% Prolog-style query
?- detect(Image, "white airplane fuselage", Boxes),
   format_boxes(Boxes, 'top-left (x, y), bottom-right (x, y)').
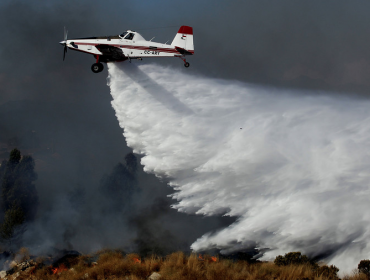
top-left (60, 26), bottom-right (194, 73)
top-left (66, 38), bottom-right (188, 58)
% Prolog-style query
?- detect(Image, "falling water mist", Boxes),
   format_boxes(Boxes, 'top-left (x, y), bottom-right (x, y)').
top-left (108, 62), bottom-right (370, 273)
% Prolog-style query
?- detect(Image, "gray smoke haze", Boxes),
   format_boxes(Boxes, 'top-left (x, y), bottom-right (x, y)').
top-left (0, 0), bottom-right (237, 255)
top-left (1, 0), bottom-right (370, 268)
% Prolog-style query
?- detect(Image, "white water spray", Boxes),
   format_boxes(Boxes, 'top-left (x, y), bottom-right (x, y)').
top-left (108, 62), bottom-right (370, 272)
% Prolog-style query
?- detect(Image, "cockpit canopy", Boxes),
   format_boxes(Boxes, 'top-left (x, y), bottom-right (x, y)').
top-left (119, 31), bottom-right (128, 38)
top-left (119, 30), bottom-right (145, 41)
top-left (125, 33), bottom-right (134, 40)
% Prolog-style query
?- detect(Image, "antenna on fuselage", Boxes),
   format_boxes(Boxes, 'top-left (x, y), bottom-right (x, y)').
top-left (149, 37), bottom-right (155, 41)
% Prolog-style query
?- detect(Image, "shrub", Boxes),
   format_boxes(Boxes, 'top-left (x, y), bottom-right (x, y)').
top-left (274, 252), bottom-right (311, 266)
top-left (358, 260), bottom-right (370, 278)
top-left (317, 265), bottom-right (339, 280)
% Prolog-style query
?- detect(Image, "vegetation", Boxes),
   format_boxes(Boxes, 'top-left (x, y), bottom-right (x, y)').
top-left (0, 206), bottom-right (25, 242)
top-left (0, 148), bottom-right (38, 244)
top-left (99, 152), bottom-right (138, 213)
top-left (274, 252), bottom-right (339, 280)
top-left (274, 251), bottom-right (313, 267)
top-left (125, 152), bottom-right (138, 174)
top-left (0, 150), bottom-right (366, 280)
top-left (3, 250), bottom-right (370, 280)
top-left (358, 260), bottom-right (370, 279)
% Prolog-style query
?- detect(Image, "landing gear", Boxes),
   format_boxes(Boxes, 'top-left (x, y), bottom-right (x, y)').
top-left (177, 56), bottom-right (190, 68)
top-left (91, 62), bottom-right (104, 73)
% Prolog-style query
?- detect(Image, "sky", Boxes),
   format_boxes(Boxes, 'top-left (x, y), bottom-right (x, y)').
top-left (2, 0), bottom-right (370, 104)
top-left (1, 0), bottom-right (370, 268)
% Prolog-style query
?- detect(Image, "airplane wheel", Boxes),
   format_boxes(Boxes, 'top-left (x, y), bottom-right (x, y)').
top-left (91, 63), bottom-right (104, 73)
top-left (184, 62), bottom-right (190, 68)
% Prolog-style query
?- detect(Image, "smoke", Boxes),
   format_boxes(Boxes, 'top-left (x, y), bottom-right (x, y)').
top-left (108, 62), bottom-right (370, 273)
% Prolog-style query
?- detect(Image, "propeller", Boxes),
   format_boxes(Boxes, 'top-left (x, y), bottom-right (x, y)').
top-left (60, 27), bottom-right (68, 61)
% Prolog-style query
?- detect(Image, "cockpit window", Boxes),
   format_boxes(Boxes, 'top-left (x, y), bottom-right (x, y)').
top-left (120, 31), bottom-right (128, 38)
top-left (124, 33), bottom-right (134, 40)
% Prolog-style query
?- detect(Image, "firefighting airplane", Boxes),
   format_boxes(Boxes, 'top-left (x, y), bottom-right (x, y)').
top-left (60, 26), bottom-right (194, 73)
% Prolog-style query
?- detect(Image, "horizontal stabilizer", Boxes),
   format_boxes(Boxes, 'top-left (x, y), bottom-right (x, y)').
top-left (175, 47), bottom-right (194, 55)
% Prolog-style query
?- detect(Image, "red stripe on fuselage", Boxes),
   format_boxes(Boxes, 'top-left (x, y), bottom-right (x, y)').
top-left (74, 42), bottom-right (186, 54)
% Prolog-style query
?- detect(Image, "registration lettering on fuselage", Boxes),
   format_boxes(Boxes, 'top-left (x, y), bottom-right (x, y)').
top-left (144, 50), bottom-right (160, 55)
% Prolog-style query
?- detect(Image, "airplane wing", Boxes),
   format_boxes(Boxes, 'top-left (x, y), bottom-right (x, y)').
top-left (95, 44), bottom-right (126, 61)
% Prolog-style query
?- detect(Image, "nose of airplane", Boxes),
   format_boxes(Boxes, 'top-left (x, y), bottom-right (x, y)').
top-left (59, 41), bottom-right (66, 45)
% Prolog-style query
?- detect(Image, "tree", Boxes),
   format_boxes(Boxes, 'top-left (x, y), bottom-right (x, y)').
top-left (125, 152), bottom-right (138, 174)
top-left (99, 153), bottom-right (138, 213)
top-left (0, 160), bottom-right (7, 180)
top-left (1, 149), bottom-right (38, 221)
top-left (0, 205), bottom-right (25, 244)
top-left (0, 149), bottom-right (38, 246)
top-left (10, 155), bottom-right (38, 220)
top-left (358, 260), bottom-right (370, 279)
top-left (100, 163), bottom-right (135, 205)
top-left (1, 149), bottom-right (21, 211)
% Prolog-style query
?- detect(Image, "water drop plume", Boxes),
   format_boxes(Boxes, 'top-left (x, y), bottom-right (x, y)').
top-left (108, 62), bottom-right (370, 273)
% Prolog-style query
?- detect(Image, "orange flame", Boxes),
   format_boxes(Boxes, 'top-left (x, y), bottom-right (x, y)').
top-left (198, 254), bottom-right (204, 260)
top-left (52, 264), bottom-right (68, 274)
top-left (133, 258), bottom-right (141, 264)
top-left (211, 256), bottom-right (218, 262)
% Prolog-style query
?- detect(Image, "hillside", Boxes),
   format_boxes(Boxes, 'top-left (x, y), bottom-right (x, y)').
top-left (0, 249), bottom-right (367, 280)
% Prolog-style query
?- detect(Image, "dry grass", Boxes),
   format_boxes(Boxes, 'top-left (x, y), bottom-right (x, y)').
top-left (343, 270), bottom-right (369, 280)
top-left (8, 250), bottom-right (369, 280)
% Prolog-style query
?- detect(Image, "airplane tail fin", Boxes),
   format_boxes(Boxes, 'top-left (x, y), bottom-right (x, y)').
top-left (171, 26), bottom-right (194, 54)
